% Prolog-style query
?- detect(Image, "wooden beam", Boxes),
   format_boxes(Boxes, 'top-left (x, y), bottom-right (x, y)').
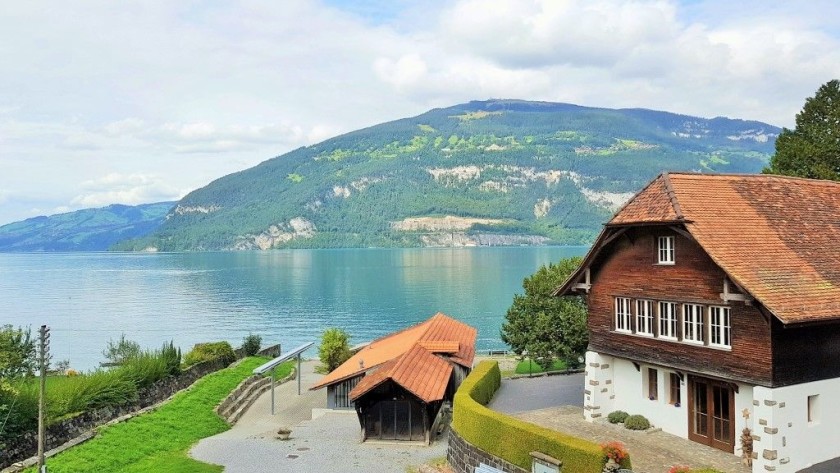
top-left (720, 278), bottom-right (753, 305)
top-left (598, 227), bottom-right (628, 250)
top-left (572, 267), bottom-right (592, 292)
top-left (668, 225), bottom-right (695, 242)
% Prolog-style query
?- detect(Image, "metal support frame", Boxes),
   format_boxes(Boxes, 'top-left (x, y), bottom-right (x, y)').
top-left (252, 342), bottom-right (314, 415)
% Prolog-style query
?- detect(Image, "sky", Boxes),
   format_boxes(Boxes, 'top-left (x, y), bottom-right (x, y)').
top-left (1, 0), bottom-right (839, 226)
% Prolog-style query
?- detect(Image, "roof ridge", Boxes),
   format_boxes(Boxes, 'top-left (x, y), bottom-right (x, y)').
top-left (668, 172), bottom-right (840, 186)
top-left (661, 172), bottom-right (684, 220)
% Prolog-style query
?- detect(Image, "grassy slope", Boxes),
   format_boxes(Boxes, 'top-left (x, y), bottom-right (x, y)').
top-left (35, 357), bottom-right (293, 473)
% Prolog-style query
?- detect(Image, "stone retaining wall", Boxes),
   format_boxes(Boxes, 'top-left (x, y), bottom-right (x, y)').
top-left (1, 344), bottom-right (280, 470)
top-left (448, 430), bottom-right (528, 473)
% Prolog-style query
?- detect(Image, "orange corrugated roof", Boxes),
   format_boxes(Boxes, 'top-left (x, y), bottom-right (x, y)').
top-left (587, 172), bottom-right (840, 324)
top-left (349, 344), bottom-right (453, 403)
top-left (311, 312), bottom-right (476, 390)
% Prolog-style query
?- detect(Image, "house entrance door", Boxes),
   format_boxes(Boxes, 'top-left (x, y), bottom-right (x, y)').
top-left (687, 376), bottom-right (735, 453)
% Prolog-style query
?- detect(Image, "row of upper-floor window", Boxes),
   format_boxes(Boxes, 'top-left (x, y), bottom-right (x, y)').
top-left (614, 297), bottom-right (731, 349)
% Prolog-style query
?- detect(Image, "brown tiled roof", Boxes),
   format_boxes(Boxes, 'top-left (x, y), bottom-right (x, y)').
top-left (311, 312), bottom-right (476, 390)
top-left (349, 344), bottom-right (453, 403)
top-left (574, 172), bottom-right (840, 324)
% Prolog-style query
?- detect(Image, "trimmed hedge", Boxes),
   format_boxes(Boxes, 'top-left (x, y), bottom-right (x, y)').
top-left (607, 410), bottom-right (629, 424)
top-left (452, 361), bottom-right (630, 473)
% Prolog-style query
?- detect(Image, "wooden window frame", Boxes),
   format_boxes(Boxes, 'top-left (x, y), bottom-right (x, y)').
top-left (669, 372), bottom-right (681, 406)
top-left (636, 299), bottom-right (654, 336)
top-left (709, 306), bottom-right (732, 348)
top-left (658, 301), bottom-right (678, 340)
top-left (615, 297), bottom-right (632, 333)
top-left (683, 303), bottom-right (705, 344)
top-left (648, 368), bottom-right (658, 400)
top-left (658, 235), bottom-right (675, 265)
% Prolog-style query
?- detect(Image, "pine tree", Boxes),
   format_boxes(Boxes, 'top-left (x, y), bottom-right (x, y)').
top-left (764, 80), bottom-right (840, 180)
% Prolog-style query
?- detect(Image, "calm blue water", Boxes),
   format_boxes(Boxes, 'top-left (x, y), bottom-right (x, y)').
top-left (0, 247), bottom-right (586, 371)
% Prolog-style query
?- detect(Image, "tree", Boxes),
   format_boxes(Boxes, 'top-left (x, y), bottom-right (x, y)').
top-left (318, 328), bottom-right (352, 373)
top-left (0, 325), bottom-right (36, 380)
top-left (764, 79), bottom-right (840, 180)
top-left (102, 333), bottom-right (141, 365)
top-left (501, 257), bottom-right (588, 368)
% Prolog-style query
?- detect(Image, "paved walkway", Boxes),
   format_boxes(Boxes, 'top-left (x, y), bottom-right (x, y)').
top-left (488, 373), bottom-right (583, 413)
top-left (489, 376), bottom-right (749, 473)
top-left (190, 360), bottom-right (447, 472)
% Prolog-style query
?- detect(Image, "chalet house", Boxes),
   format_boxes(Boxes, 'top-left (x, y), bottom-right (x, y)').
top-left (555, 172), bottom-right (840, 473)
top-left (310, 312), bottom-right (476, 444)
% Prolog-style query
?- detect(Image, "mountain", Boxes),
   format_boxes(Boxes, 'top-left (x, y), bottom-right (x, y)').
top-left (114, 99), bottom-right (779, 251)
top-left (0, 202), bottom-right (174, 252)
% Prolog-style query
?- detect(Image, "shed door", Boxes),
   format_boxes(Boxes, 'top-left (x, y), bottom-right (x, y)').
top-left (365, 400), bottom-right (424, 441)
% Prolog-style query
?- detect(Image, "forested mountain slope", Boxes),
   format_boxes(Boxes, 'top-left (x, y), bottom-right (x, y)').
top-left (117, 100), bottom-right (779, 250)
top-left (0, 202), bottom-right (174, 251)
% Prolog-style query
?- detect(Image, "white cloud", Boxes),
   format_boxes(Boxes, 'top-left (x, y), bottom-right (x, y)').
top-left (70, 173), bottom-right (185, 208)
top-left (0, 0), bottom-right (838, 225)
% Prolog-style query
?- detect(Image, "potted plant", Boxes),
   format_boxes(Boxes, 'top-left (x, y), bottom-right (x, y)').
top-left (276, 427), bottom-right (292, 440)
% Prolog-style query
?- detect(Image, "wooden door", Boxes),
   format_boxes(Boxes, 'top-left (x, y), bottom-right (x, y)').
top-left (688, 376), bottom-right (734, 453)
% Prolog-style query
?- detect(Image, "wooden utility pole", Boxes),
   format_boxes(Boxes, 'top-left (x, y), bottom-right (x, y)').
top-left (38, 325), bottom-right (50, 472)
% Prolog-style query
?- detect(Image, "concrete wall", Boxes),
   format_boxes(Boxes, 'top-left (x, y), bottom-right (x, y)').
top-left (753, 378), bottom-right (840, 472)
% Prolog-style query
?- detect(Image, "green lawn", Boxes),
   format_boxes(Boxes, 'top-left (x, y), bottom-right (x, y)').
top-left (514, 359), bottom-right (568, 375)
top-left (34, 357), bottom-right (293, 473)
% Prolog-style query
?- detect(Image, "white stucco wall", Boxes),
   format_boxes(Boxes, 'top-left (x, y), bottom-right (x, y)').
top-left (607, 355), bottom-right (753, 456)
top-left (612, 358), bottom-right (687, 437)
top-left (753, 378), bottom-right (840, 472)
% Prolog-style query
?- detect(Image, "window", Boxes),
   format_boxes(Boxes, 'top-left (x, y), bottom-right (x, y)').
top-left (615, 297), bottom-right (632, 332)
top-left (669, 373), bottom-right (681, 406)
top-left (658, 236), bottom-right (675, 264)
top-left (709, 306), bottom-right (732, 348)
top-left (648, 368), bottom-right (658, 400)
top-left (808, 395), bottom-right (819, 424)
top-left (683, 304), bottom-right (705, 343)
top-left (636, 300), bottom-right (654, 336)
top-left (658, 302), bottom-right (678, 339)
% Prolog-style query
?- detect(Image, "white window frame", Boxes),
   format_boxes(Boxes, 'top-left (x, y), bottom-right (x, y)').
top-left (658, 301), bottom-right (678, 339)
top-left (636, 299), bottom-right (654, 336)
top-left (709, 306), bottom-right (731, 348)
top-left (658, 236), bottom-right (675, 265)
top-left (683, 304), bottom-right (705, 344)
top-left (615, 297), bottom-right (632, 333)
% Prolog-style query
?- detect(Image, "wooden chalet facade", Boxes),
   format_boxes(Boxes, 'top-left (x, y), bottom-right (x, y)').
top-left (556, 173), bottom-right (840, 472)
top-left (311, 313), bottom-right (476, 444)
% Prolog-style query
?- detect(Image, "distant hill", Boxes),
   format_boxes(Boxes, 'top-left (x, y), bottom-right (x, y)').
top-left (116, 100), bottom-right (779, 251)
top-left (0, 202), bottom-right (174, 251)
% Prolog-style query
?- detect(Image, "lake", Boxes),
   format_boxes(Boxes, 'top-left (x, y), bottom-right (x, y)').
top-left (0, 247), bottom-right (587, 371)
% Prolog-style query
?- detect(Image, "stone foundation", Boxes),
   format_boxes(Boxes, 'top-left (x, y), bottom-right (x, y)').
top-left (447, 430), bottom-right (528, 473)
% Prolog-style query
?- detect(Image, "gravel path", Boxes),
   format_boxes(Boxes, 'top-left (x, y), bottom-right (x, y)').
top-left (191, 360), bottom-right (447, 472)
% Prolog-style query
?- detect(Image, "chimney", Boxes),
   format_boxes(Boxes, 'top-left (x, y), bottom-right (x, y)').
top-left (359, 359), bottom-right (365, 370)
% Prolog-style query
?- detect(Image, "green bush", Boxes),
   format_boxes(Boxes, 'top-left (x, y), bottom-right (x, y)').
top-left (184, 342), bottom-right (236, 367)
top-left (240, 334), bottom-right (262, 357)
top-left (452, 361), bottom-right (629, 473)
top-left (624, 415), bottom-right (650, 430)
top-left (607, 410), bottom-right (629, 424)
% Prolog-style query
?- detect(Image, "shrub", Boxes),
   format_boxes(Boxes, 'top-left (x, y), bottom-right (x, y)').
top-left (184, 341), bottom-right (236, 367)
top-left (240, 333), bottom-right (262, 357)
top-left (668, 466), bottom-right (691, 473)
top-left (102, 334), bottom-right (141, 365)
top-left (624, 414), bottom-right (651, 430)
top-left (452, 361), bottom-right (627, 473)
top-left (318, 328), bottom-right (351, 372)
top-left (607, 410), bottom-right (629, 424)
top-left (160, 341), bottom-right (182, 377)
